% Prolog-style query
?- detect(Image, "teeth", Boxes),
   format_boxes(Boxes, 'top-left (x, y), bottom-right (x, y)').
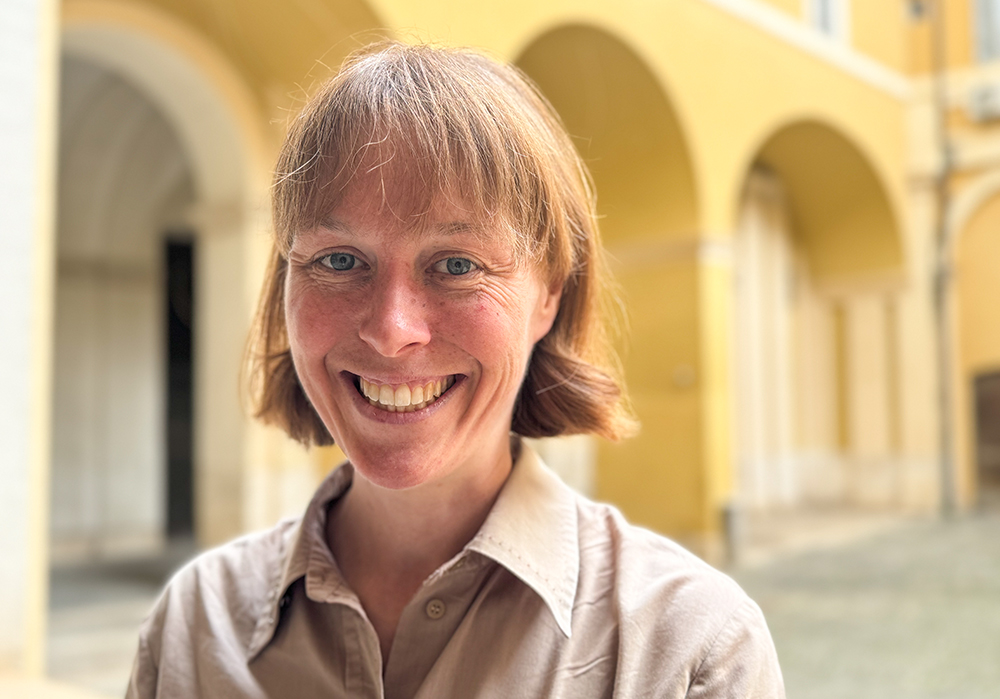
top-left (358, 376), bottom-right (455, 412)
top-left (379, 384), bottom-right (394, 406)
top-left (395, 384), bottom-right (411, 407)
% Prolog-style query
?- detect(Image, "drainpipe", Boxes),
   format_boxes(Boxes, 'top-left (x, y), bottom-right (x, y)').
top-left (915, 0), bottom-right (958, 516)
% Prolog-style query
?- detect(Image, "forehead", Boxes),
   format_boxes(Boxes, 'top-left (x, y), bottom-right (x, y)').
top-left (301, 167), bottom-right (519, 249)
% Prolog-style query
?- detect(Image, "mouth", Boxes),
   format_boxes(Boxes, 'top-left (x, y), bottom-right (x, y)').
top-left (353, 374), bottom-right (458, 413)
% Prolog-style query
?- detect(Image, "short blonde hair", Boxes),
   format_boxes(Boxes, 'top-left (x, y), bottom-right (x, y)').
top-left (246, 42), bottom-right (636, 446)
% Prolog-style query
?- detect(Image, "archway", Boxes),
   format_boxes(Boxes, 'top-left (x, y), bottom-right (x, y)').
top-left (516, 25), bottom-right (704, 537)
top-left (734, 120), bottom-right (905, 512)
top-left (954, 192), bottom-right (1000, 507)
top-left (516, 24), bottom-right (697, 245)
top-left (50, 55), bottom-right (196, 561)
top-left (47, 11), bottom-right (266, 692)
top-left (61, 6), bottom-right (266, 550)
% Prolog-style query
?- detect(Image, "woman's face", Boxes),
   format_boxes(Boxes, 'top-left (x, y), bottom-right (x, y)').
top-left (284, 181), bottom-right (560, 491)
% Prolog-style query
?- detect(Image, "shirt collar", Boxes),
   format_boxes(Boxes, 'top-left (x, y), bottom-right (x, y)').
top-left (467, 443), bottom-right (580, 638)
top-left (248, 441), bottom-right (580, 660)
top-left (248, 463), bottom-right (356, 661)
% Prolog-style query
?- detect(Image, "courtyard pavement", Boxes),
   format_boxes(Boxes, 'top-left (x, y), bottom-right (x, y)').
top-left (42, 544), bottom-right (194, 698)
top-left (732, 508), bottom-right (1000, 699)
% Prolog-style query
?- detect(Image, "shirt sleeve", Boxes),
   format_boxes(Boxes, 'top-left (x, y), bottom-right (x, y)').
top-left (685, 599), bottom-right (786, 699)
top-left (125, 625), bottom-right (159, 699)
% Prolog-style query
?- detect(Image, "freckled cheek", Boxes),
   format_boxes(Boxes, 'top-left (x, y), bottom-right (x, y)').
top-left (286, 288), bottom-right (359, 359)
top-left (445, 301), bottom-right (532, 372)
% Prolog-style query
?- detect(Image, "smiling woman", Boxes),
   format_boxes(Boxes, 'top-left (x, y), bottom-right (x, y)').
top-left (126, 43), bottom-right (784, 699)
top-left (282, 184), bottom-right (562, 495)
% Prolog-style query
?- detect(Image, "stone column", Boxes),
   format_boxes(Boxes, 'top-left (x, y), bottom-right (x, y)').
top-left (0, 0), bottom-right (59, 676)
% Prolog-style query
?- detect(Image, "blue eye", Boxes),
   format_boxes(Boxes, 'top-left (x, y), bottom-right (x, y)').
top-left (322, 253), bottom-right (356, 271)
top-left (440, 257), bottom-right (473, 275)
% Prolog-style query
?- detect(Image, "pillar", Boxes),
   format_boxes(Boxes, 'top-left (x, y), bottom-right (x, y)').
top-left (0, 0), bottom-right (59, 675)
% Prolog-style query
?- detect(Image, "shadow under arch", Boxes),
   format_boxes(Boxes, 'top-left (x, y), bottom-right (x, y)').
top-left (60, 3), bottom-right (268, 549)
top-left (515, 23), bottom-right (699, 246)
top-left (745, 119), bottom-right (904, 286)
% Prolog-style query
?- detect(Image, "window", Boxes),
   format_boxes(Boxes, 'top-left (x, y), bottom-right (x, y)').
top-left (806, 0), bottom-right (850, 41)
top-left (977, 0), bottom-right (1000, 62)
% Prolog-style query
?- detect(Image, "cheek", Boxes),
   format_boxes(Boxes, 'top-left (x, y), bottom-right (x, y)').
top-left (449, 295), bottom-right (534, 372)
top-left (285, 285), bottom-right (351, 359)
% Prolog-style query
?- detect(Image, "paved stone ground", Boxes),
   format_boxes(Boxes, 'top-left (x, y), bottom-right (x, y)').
top-left (731, 510), bottom-right (1000, 699)
top-left (46, 545), bottom-right (194, 698)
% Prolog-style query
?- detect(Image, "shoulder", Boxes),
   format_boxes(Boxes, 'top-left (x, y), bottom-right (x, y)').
top-left (139, 518), bottom-right (300, 659)
top-left (573, 498), bottom-right (784, 697)
top-left (127, 520), bottom-right (301, 698)
top-left (575, 497), bottom-right (745, 616)
top-left (164, 517), bottom-right (298, 605)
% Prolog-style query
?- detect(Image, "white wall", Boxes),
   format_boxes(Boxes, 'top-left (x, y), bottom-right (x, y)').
top-left (0, 0), bottom-right (59, 675)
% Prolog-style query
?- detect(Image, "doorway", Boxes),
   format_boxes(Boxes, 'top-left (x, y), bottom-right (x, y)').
top-left (974, 371), bottom-right (1000, 508)
top-left (165, 238), bottom-right (195, 539)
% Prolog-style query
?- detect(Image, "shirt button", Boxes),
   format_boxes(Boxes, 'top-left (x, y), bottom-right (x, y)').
top-left (425, 599), bottom-right (446, 620)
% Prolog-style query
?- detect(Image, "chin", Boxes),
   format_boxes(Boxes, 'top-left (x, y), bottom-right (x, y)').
top-left (346, 447), bottom-right (445, 491)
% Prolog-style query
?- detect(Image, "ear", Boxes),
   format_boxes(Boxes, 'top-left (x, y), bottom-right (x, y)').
top-left (529, 278), bottom-right (563, 343)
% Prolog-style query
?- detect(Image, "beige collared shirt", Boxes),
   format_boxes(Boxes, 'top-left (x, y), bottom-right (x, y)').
top-left (127, 446), bottom-right (784, 698)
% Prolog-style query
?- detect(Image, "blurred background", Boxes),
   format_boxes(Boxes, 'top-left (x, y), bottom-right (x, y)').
top-left (2, 0), bottom-right (1000, 697)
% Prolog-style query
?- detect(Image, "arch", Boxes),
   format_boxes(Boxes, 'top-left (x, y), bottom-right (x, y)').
top-left (955, 192), bottom-right (1000, 375)
top-left (741, 119), bottom-right (905, 285)
top-left (954, 189), bottom-right (1000, 506)
top-left (60, 1), bottom-right (269, 547)
top-left (62, 0), bottom-right (269, 200)
top-left (51, 55), bottom-right (196, 557)
top-left (732, 119), bottom-right (907, 512)
top-left (949, 169), bottom-right (1000, 254)
top-left (514, 24), bottom-right (699, 246)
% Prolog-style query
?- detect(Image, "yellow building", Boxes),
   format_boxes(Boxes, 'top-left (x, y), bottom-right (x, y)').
top-left (4, 0), bottom-right (1000, 681)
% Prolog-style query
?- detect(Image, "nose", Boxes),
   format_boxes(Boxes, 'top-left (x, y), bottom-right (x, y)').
top-left (358, 269), bottom-right (432, 357)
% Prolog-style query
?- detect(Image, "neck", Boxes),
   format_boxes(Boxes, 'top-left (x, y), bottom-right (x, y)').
top-left (325, 436), bottom-right (517, 661)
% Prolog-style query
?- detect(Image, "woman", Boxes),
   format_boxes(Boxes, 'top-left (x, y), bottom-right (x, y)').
top-left (128, 43), bottom-right (783, 698)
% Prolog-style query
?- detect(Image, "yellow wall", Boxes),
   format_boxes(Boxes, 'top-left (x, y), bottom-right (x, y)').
top-left (908, 0), bottom-right (974, 73)
top-left (599, 261), bottom-right (705, 532)
top-left (761, 0), bottom-right (803, 20)
top-left (852, 0), bottom-right (907, 72)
